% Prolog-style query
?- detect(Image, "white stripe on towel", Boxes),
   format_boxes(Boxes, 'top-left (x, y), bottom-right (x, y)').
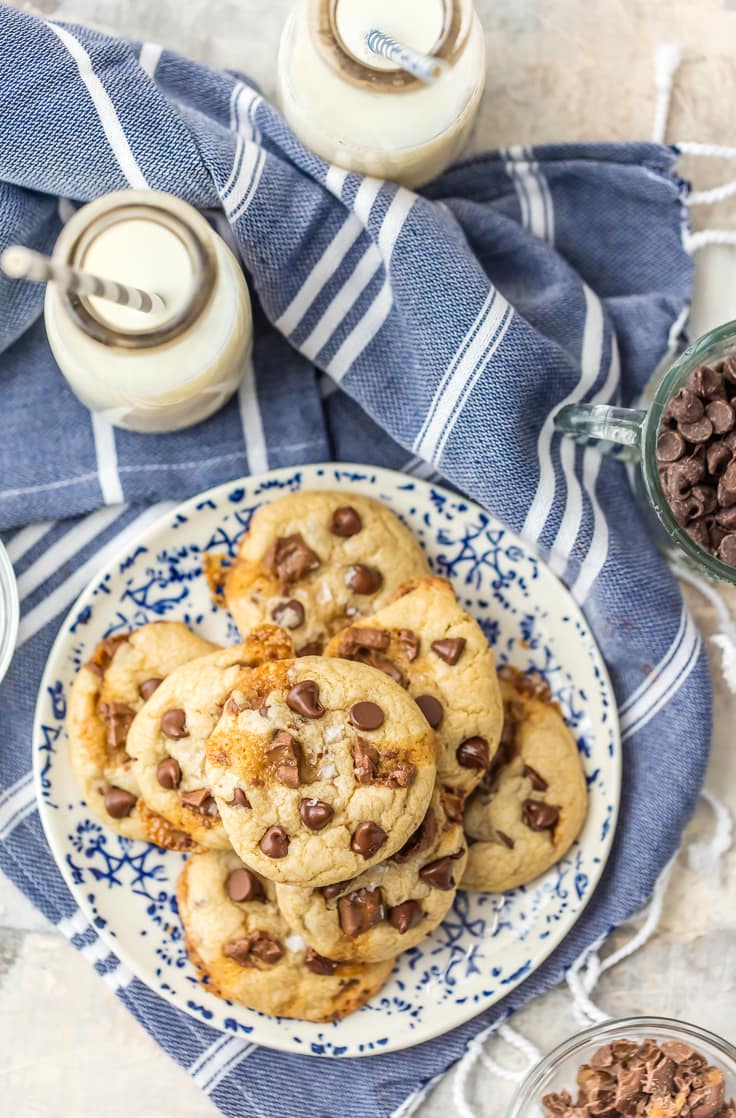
top-left (91, 412), bottom-right (124, 506)
top-left (47, 23), bottom-right (149, 188)
top-left (17, 503), bottom-right (174, 647)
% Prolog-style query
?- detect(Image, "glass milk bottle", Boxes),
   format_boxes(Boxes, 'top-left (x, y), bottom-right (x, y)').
top-left (44, 190), bottom-right (253, 434)
top-left (278, 0), bottom-right (486, 188)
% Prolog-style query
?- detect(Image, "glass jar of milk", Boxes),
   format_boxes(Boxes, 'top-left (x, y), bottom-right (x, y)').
top-left (278, 0), bottom-right (486, 188)
top-left (45, 190), bottom-right (253, 434)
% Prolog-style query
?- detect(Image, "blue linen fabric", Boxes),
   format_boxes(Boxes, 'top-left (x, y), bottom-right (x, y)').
top-left (0, 6), bottom-right (712, 1117)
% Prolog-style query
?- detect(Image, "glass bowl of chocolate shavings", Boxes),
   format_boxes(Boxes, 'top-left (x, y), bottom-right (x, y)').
top-left (507, 1018), bottom-right (736, 1118)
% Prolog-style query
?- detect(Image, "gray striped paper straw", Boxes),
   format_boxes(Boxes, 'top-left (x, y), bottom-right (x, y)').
top-left (0, 245), bottom-right (167, 315)
top-left (365, 28), bottom-right (447, 84)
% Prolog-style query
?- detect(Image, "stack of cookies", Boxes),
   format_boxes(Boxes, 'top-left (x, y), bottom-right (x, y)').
top-left (67, 490), bottom-right (588, 1022)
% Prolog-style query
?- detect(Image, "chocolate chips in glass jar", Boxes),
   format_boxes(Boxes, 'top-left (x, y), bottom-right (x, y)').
top-left (657, 354), bottom-right (736, 565)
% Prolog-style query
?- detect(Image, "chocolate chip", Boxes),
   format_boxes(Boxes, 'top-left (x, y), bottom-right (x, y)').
top-left (679, 415), bottom-right (714, 443)
top-left (270, 599), bottom-right (305, 630)
top-left (104, 785), bottom-right (137, 819)
top-left (716, 505), bottom-right (736, 528)
top-left (321, 879), bottom-right (352, 902)
top-left (250, 931), bottom-right (285, 964)
top-left (259, 825), bottom-right (290, 858)
top-left (265, 534), bottom-right (320, 582)
top-left (522, 799), bottom-right (559, 830)
top-left (330, 506), bottom-right (362, 537)
top-left (706, 398), bottom-right (735, 435)
top-left (431, 638), bottom-right (466, 665)
top-left (389, 900), bottom-right (423, 934)
top-left (415, 694), bottom-right (443, 728)
top-left (295, 640), bottom-right (323, 656)
top-left (99, 701), bottom-right (136, 749)
top-left (139, 677), bottom-right (163, 700)
top-left (664, 454), bottom-right (705, 496)
top-left (687, 519), bottom-right (711, 550)
top-left (230, 787), bottom-right (250, 807)
top-left (222, 939), bottom-right (254, 966)
top-left (300, 798), bottom-right (334, 830)
top-left (156, 757), bottom-right (181, 790)
top-left (718, 460), bottom-right (736, 507)
top-left (350, 821), bottom-right (387, 858)
top-left (394, 808), bottom-right (437, 863)
top-left (286, 680), bottom-right (325, 718)
top-left (266, 729), bottom-right (301, 788)
top-left (345, 564), bottom-right (382, 595)
top-left (398, 629), bottom-right (420, 661)
top-left (349, 701), bottom-right (384, 731)
top-left (379, 762), bottom-right (416, 788)
top-left (722, 353), bottom-right (736, 384)
top-left (180, 787), bottom-right (213, 809)
top-left (364, 654), bottom-right (404, 685)
top-left (337, 887), bottom-right (385, 935)
top-left (707, 441), bottom-right (733, 475)
top-left (661, 1041), bottom-right (696, 1064)
top-left (690, 484), bottom-right (718, 517)
top-left (353, 737), bottom-right (379, 784)
top-left (226, 867), bottom-right (264, 903)
top-left (497, 830), bottom-right (515, 849)
top-left (345, 627), bottom-right (391, 651)
top-left (523, 764), bottom-right (548, 791)
top-left (668, 387), bottom-right (704, 423)
top-left (224, 931), bottom-right (284, 966)
top-left (418, 856), bottom-right (456, 891)
top-left (161, 708), bottom-right (188, 739)
top-left (304, 947), bottom-right (338, 975)
top-left (656, 428), bottom-right (686, 463)
top-left (717, 534), bottom-right (736, 566)
top-left (692, 364), bottom-right (725, 397)
top-left (456, 736), bottom-right (490, 770)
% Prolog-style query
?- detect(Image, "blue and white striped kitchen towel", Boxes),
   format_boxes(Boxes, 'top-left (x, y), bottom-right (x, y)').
top-left (0, 6), bottom-right (712, 1117)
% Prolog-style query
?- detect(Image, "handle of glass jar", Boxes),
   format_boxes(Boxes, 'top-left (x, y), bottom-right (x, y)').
top-left (554, 404), bottom-right (648, 461)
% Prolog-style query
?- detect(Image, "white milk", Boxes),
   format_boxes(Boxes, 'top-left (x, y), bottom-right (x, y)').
top-left (278, 0), bottom-right (486, 188)
top-left (45, 190), bottom-right (253, 434)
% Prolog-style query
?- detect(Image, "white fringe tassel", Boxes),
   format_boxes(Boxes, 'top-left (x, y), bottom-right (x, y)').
top-left (566, 855), bottom-right (678, 1024)
top-left (652, 43), bottom-right (682, 143)
top-left (671, 560), bottom-right (736, 693)
top-left (687, 789), bottom-right (734, 880)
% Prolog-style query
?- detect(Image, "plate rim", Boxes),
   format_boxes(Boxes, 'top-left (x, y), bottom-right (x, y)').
top-left (32, 462), bottom-right (622, 1058)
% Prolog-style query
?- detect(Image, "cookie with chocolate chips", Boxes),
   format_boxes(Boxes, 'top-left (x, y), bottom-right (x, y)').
top-left (205, 656), bottom-right (437, 886)
top-left (461, 671), bottom-right (588, 893)
top-left (177, 849), bottom-right (394, 1022)
top-left (67, 622), bottom-right (218, 843)
top-left (224, 490), bottom-right (430, 654)
top-left (276, 788), bottom-right (467, 963)
top-left (326, 577), bottom-right (503, 797)
top-left (129, 626), bottom-right (293, 849)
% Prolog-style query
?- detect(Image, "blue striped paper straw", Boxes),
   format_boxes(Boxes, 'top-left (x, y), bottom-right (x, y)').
top-left (365, 28), bottom-right (447, 84)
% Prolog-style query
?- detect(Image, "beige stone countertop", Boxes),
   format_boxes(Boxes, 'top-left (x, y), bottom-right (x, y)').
top-left (1, 1), bottom-right (735, 1115)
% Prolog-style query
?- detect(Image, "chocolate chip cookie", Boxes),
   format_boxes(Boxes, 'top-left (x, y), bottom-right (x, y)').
top-left (205, 656), bottom-right (437, 886)
top-left (130, 625), bottom-right (293, 849)
top-left (461, 670), bottom-right (588, 893)
top-left (276, 788), bottom-right (466, 963)
top-left (326, 577), bottom-right (503, 798)
top-left (67, 622), bottom-right (218, 843)
top-left (224, 490), bottom-right (430, 655)
top-left (177, 849), bottom-right (394, 1022)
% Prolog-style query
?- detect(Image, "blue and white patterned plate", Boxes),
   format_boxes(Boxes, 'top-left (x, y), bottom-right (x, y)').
top-left (33, 464), bottom-right (620, 1058)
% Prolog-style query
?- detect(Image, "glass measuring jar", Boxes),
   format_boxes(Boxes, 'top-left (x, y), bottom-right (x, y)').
top-left (555, 320), bottom-right (736, 585)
